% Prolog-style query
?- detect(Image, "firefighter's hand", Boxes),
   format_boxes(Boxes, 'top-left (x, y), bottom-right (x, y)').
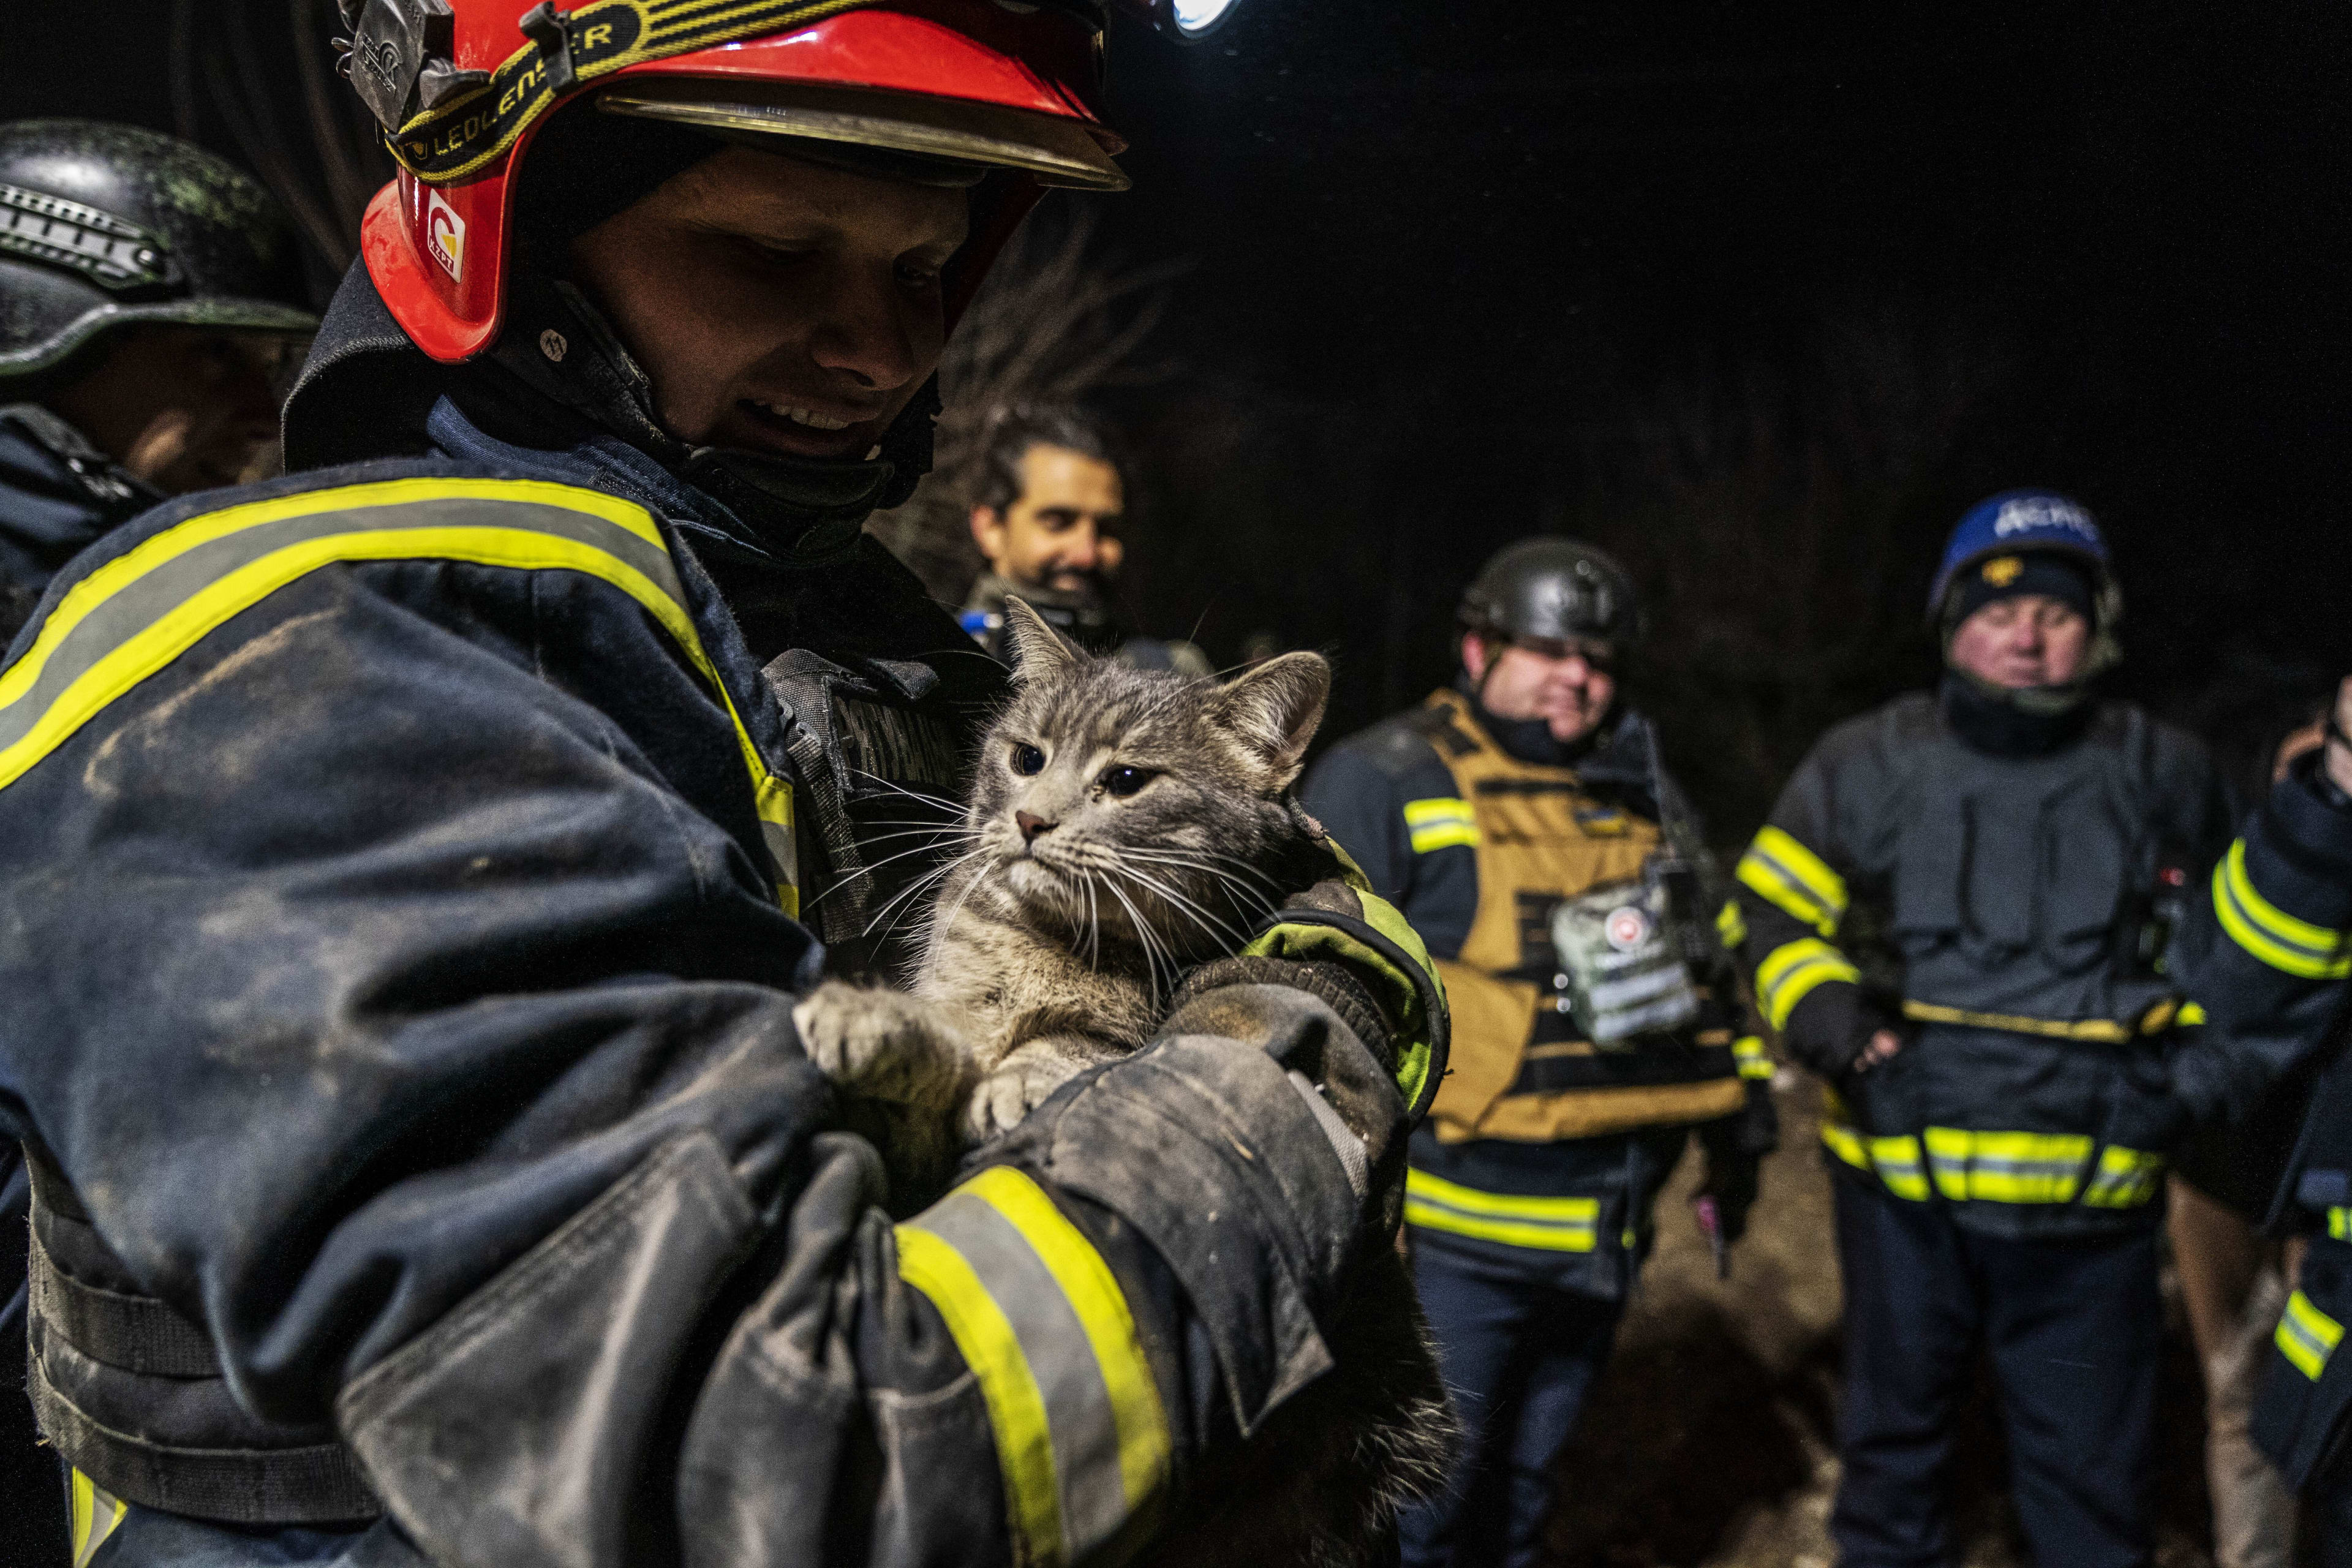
top-left (1853, 1027), bottom-right (1904, 1072)
top-left (2325, 675), bottom-right (2352, 798)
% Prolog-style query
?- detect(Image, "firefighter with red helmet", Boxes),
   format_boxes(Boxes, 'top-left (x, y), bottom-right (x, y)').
top-left (0, 4), bottom-right (1446, 1562)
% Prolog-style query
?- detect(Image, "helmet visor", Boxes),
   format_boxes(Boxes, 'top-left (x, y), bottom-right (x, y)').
top-left (595, 78), bottom-right (1128, 190)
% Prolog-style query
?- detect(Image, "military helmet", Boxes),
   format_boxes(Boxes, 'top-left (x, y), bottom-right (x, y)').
top-left (0, 121), bottom-right (316, 389)
top-left (1458, 537), bottom-right (1642, 651)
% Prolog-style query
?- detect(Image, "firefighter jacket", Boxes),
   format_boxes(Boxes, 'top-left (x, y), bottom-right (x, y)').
top-left (1303, 685), bottom-right (1772, 1297)
top-left (2173, 753), bottom-right (2352, 1487)
top-left (1731, 685), bottom-right (2237, 1240)
top-left (1, 401), bottom-right (157, 1553)
top-left (0, 266), bottom-right (1446, 1568)
top-left (1, 403), bottom-right (160, 641)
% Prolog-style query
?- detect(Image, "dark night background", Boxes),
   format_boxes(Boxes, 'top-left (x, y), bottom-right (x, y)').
top-left (8, 0), bottom-right (2350, 840)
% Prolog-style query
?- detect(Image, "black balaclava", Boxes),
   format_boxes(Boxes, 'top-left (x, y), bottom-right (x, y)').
top-left (1938, 550), bottom-right (2101, 758)
top-left (1458, 665), bottom-right (1608, 769)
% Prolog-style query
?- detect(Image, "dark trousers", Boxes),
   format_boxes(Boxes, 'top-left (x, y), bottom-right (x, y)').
top-left (1831, 1177), bottom-right (2160, 1568)
top-left (1396, 1240), bottom-right (1624, 1568)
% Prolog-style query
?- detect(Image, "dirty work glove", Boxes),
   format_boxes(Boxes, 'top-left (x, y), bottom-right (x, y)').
top-left (1234, 869), bottom-right (1452, 1122)
top-left (1781, 978), bottom-right (1901, 1089)
top-left (979, 956), bottom-right (1417, 1442)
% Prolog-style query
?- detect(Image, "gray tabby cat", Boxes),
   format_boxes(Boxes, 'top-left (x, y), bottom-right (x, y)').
top-left (794, 599), bottom-right (1453, 1566)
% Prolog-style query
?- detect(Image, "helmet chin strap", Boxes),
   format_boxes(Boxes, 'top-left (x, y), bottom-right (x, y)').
top-left (485, 266), bottom-right (937, 565)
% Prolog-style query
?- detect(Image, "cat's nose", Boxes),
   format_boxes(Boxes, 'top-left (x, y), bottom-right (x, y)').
top-left (1016, 811), bottom-right (1056, 843)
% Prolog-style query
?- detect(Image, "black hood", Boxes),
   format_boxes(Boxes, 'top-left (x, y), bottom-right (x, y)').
top-left (283, 259), bottom-right (937, 568)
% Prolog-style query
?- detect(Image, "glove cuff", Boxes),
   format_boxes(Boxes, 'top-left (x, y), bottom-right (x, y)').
top-left (1172, 956), bottom-right (1392, 1068)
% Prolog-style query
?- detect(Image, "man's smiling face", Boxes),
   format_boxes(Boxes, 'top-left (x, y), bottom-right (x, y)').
top-left (567, 145), bottom-right (968, 460)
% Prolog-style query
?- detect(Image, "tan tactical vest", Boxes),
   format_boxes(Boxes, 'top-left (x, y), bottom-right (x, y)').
top-left (1419, 689), bottom-right (1747, 1144)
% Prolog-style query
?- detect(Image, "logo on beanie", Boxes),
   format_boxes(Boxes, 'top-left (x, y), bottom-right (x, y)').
top-left (424, 189), bottom-right (466, 282)
top-left (1981, 555), bottom-right (2024, 587)
top-left (1992, 496), bottom-right (2097, 541)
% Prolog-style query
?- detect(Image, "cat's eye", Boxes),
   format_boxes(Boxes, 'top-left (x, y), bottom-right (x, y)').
top-left (1010, 742), bottom-right (1046, 776)
top-left (1099, 766), bottom-right (1155, 798)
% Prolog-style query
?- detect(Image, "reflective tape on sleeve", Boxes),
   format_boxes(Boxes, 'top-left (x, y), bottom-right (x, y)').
top-left (2278, 1289), bottom-right (2345, 1381)
top-left (69, 1471), bottom-right (128, 1568)
top-left (1735, 825), bottom-right (1848, 938)
top-left (1754, 937), bottom-right (1861, 1031)
top-left (1404, 1167), bottom-right (1599, 1252)
top-left (1716, 900), bottom-right (1748, 952)
top-left (895, 1166), bottom-right (1169, 1568)
top-left (1403, 796), bottom-right (1479, 853)
top-left (0, 477), bottom-right (799, 911)
top-left (1732, 1034), bottom-right (1774, 1081)
top-left (1819, 1118), bottom-right (1929, 1200)
top-left (2081, 1145), bottom-right (2166, 1209)
top-left (2214, 839), bottom-right (2352, 981)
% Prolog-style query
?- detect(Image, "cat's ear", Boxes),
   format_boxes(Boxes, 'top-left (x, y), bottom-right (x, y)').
top-left (1209, 652), bottom-right (1330, 785)
top-left (1001, 598), bottom-right (1084, 684)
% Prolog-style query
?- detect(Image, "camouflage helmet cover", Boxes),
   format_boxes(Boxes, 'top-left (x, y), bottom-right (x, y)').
top-left (0, 120), bottom-right (317, 386)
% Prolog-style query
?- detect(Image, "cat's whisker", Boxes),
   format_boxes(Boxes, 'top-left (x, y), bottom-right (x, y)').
top-left (810, 835), bottom-right (985, 908)
top-left (1121, 844), bottom-right (1289, 902)
top-left (856, 849), bottom-right (979, 940)
top-left (1108, 859), bottom-right (1254, 953)
top-left (846, 771), bottom-right (966, 813)
top-left (1099, 877), bottom-right (1168, 1009)
top-left (1116, 850), bottom-right (1284, 925)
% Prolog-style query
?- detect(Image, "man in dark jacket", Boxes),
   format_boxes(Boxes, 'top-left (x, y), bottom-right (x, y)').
top-left (958, 403), bottom-right (1208, 676)
top-left (1728, 491), bottom-right (2241, 1568)
top-left (1304, 537), bottom-right (1773, 1568)
top-left (2175, 674), bottom-right (2352, 1564)
top-left (0, 117), bottom-right (314, 1562)
top-left (0, 122), bottom-right (314, 642)
top-left (0, 6), bottom-right (1446, 1565)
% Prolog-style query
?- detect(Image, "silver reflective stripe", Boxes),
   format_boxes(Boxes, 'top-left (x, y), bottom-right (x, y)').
top-left (0, 497), bottom-right (682, 757)
top-left (912, 1190), bottom-right (1134, 1559)
top-left (1586, 964), bottom-right (1692, 1011)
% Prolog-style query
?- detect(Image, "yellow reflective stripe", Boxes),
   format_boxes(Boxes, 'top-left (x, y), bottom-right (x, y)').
top-left (1820, 1118), bottom-right (1869, 1172)
top-left (1922, 1127), bottom-right (2091, 1204)
top-left (1405, 1167), bottom-right (1599, 1252)
top-left (1403, 796), bottom-right (1479, 853)
top-left (1732, 1034), bottom-right (1774, 1080)
top-left (1736, 824), bottom-right (1847, 937)
top-left (1716, 899), bottom-right (1747, 951)
top-left (2278, 1289), bottom-right (2345, 1381)
top-left (0, 478), bottom-right (797, 910)
top-left (1869, 1136), bottom-right (1931, 1201)
top-left (2215, 839), bottom-right (2352, 980)
top-left (894, 1225), bottom-right (1061, 1560)
top-left (1900, 1000), bottom-right (2134, 1043)
top-left (1817, 1118), bottom-right (1929, 1199)
top-left (895, 1167), bottom-right (1169, 1567)
top-left (960, 1168), bottom-right (1170, 1520)
top-left (70, 1470), bottom-right (128, 1568)
top-left (2081, 1145), bottom-right (2167, 1208)
top-left (2176, 1001), bottom-right (2207, 1027)
top-left (1755, 937), bottom-right (1861, 1030)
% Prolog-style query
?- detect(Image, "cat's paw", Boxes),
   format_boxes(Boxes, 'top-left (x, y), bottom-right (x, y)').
top-left (963, 1041), bottom-right (1091, 1142)
top-left (793, 982), bottom-right (970, 1106)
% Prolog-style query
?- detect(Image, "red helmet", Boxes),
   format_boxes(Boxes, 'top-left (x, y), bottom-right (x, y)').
top-left (345, 0), bottom-right (1131, 363)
